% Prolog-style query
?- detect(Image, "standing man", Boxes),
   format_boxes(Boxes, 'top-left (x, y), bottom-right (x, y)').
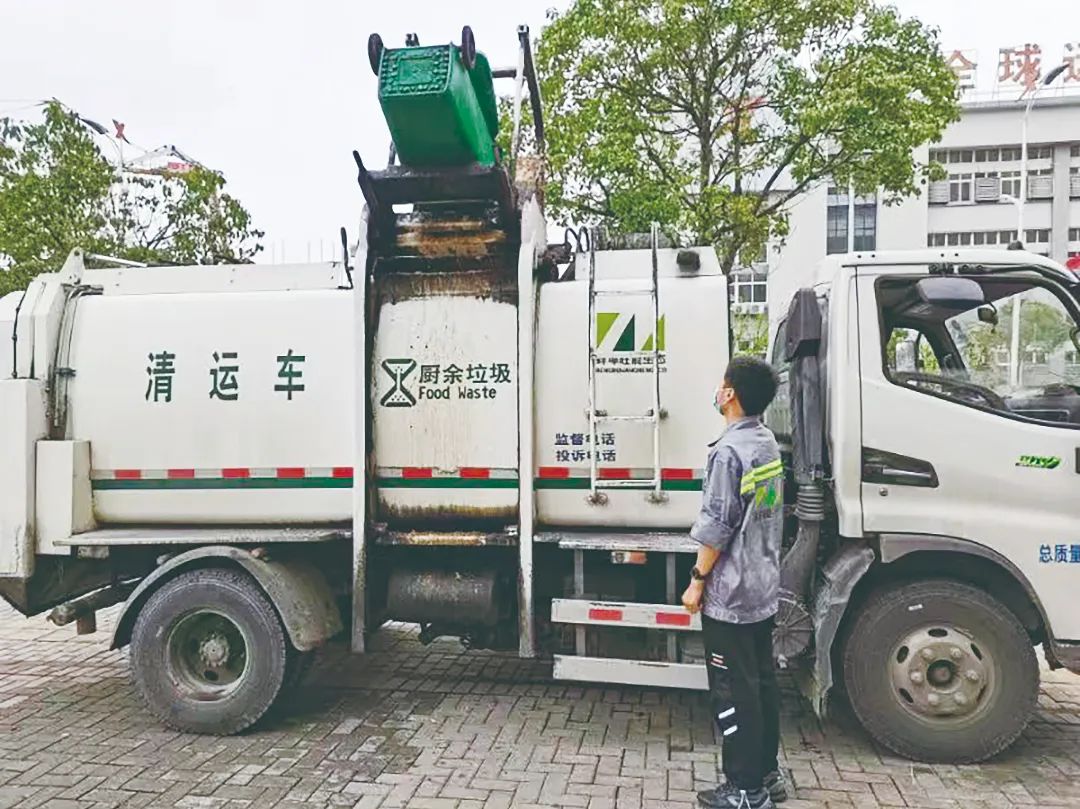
top-left (683, 356), bottom-right (786, 809)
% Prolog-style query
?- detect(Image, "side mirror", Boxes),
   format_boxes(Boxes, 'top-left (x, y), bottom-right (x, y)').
top-left (1071, 326), bottom-right (1080, 355)
top-left (916, 277), bottom-right (985, 309)
top-left (977, 305), bottom-right (999, 327)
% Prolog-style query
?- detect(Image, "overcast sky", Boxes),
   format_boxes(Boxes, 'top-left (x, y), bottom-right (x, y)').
top-left (1, 1), bottom-right (1076, 263)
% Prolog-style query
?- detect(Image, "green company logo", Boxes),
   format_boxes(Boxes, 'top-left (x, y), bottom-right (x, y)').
top-left (1016, 454), bottom-right (1060, 470)
top-left (596, 313), bottom-right (666, 352)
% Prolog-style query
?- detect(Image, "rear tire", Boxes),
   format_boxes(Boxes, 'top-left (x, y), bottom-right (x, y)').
top-left (130, 567), bottom-right (288, 735)
top-left (460, 26), bottom-right (476, 70)
top-left (368, 33), bottom-right (384, 76)
top-left (842, 579), bottom-right (1038, 763)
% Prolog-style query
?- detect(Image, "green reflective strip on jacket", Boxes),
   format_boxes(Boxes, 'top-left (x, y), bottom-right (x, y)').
top-left (739, 459), bottom-right (784, 494)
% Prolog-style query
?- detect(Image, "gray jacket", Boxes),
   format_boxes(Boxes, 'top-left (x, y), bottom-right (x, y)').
top-left (690, 416), bottom-right (783, 624)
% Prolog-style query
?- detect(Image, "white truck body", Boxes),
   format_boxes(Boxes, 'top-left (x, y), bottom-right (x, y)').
top-left (4, 225), bottom-right (1080, 761)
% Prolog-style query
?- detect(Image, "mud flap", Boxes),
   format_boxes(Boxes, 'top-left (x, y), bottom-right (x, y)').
top-left (111, 545), bottom-right (342, 652)
top-left (797, 543), bottom-right (875, 718)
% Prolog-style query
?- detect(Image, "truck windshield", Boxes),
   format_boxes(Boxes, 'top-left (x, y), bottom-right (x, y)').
top-left (880, 275), bottom-right (1080, 426)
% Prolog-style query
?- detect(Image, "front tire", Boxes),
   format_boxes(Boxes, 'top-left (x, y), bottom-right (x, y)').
top-left (842, 579), bottom-right (1038, 763)
top-left (130, 567), bottom-right (288, 735)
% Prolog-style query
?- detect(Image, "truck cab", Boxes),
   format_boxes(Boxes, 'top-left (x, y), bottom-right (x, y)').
top-left (766, 248), bottom-right (1080, 762)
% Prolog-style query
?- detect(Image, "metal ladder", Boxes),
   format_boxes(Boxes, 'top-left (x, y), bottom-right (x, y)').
top-left (585, 223), bottom-right (665, 505)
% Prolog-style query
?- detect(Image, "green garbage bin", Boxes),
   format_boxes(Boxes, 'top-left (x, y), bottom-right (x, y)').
top-left (378, 44), bottom-right (499, 167)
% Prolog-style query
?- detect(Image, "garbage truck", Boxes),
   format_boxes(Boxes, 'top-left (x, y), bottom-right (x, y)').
top-left (3, 26), bottom-right (1080, 764)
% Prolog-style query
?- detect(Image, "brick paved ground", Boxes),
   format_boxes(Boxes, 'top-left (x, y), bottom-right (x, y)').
top-left (3, 603), bottom-right (1080, 809)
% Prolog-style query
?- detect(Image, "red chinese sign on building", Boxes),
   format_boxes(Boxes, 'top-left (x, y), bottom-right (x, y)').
top-left (1064, 42), bottom-right (1080, 84)
top-left (946, 49), bottom-right (978, 90)
top-left (998, 43), bottom-right (1043, 92)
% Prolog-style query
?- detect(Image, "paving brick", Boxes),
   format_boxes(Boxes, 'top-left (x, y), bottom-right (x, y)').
top-left (1, 605), bottom-right (1079, 809)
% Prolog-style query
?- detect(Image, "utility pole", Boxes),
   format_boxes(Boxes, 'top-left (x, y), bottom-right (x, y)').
top-left (1009, 63), bottom-right (1067, 389)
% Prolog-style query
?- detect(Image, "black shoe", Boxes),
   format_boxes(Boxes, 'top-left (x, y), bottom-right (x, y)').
top-left (763, 770), bottom-right (789, 803)
top-left (697, 783), bottom-right (775, 809)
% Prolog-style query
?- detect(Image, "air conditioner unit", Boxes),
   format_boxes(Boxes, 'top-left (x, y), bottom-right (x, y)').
top-left (974, 176), bottom-right (1000, 202)
top-left (732, 302), bottom-right (767, 316)
top-left (1028, 176), bottom-right (1054, 200)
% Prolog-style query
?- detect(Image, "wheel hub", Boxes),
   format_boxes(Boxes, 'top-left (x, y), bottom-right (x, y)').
top-left (167, 610), bottom-right (249, 697)
top-left (890, 626), bottom-right (989, 719)
top-left (199, 634), bottom-right (231, 668)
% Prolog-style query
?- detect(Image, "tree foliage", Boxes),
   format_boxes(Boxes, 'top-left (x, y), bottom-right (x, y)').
top-left (534, 0), bottom-right (960, 271)
top-left (732, 312), bottom-right (770, 358)
top-left (0, 102), bottom-right (262, 297)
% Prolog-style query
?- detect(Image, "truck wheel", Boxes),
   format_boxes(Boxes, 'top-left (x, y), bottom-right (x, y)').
top-left (368, 33), bottom-right (384, 76)
top-left (130, 567), bottom-right (288, 735)
top-left (842, 579), bottom-right (1038, 763)
top-left (460, 26), bottom-right (476, 70)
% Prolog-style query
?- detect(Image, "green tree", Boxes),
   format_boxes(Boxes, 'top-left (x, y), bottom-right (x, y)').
top-left (0, 102), bottom-right (262, 297)
top-left (959, 299), bottom-right (1073, 385)
top-left (732, 312), bottom-right (770, 358)
top-left (533, 0), bottom-right (959, 271)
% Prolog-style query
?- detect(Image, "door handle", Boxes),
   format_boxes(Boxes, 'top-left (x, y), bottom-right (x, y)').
top-left (879, 467), bottom-right (934, 483)
top-left (862, 448), bottom-right (938, 488)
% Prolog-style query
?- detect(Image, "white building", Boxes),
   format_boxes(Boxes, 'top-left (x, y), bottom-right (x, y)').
top-left (759, 93), bottom-right (1080, 324)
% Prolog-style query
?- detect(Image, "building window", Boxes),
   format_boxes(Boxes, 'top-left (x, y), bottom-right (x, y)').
top-left (826, 205), bottom-right (848, 255)
top-left (1069, 228), bottom-right (1080, 242)
top-left (731, 269), bottom-right (768, 305)
top-left (975, 148), bottom-right (1000, 162)
top-left (853, 202), bottom-right (877, 251)
top-left (1000, 146), bottom-right (1022, 161)
top-left (1071, 144), bottom-right (1080, 158)
top-left (949, 174), bottom-right (973, 203)
top-left (1026, 348), bottom-right (1049, 366)
top-left (929, 149), bottom-right (946, 164)
top-left (1000, 171), bottom-right (1021, 198)
top-left (1027, 145), bottom-right (1053, 160)
top-left (932, 230), bottom-right (1028, 248)
top-left (949, 149), bottom-right (974, 163)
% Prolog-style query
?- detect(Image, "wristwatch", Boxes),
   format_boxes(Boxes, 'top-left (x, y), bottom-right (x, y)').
top-left (690, 566), bottom-right (707, 582)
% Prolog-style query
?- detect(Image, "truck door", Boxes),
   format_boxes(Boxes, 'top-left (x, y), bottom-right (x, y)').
top-left (856, 268), bottom-right (1080, 641)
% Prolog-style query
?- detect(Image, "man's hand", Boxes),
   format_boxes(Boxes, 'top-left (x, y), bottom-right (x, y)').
top-left (682, 579), bottom-right (705, 614)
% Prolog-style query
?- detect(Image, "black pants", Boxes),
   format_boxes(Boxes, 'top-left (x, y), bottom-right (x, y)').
top-left (702, 614), bottom-right (780, 791)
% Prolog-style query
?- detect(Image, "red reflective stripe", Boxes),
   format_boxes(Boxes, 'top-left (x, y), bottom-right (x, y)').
top-left (656, 611), bottom-right (692, 627)
top-left (277, 468), bottom-right (305, 479)
top-left (402, 467), bottom-right (433, 479)
top-left (588, 608), bottom-right (623, 622)
top-left (598, 467), bottom-right (631, 480)
top-left (538, 467), bottom-right (570, 479)
top-left (222, 468), bottom-right (251, 479)
top-left (458, 467), bottom-right (490, 479)
top-left (332, 467), bottom-right (353, 479)
top-left (167, 469), bottom-right (195, 479)
top-left (662, 468), bottom-right (694, 480)
top-left (114, 470), bottom-right (142, 480)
